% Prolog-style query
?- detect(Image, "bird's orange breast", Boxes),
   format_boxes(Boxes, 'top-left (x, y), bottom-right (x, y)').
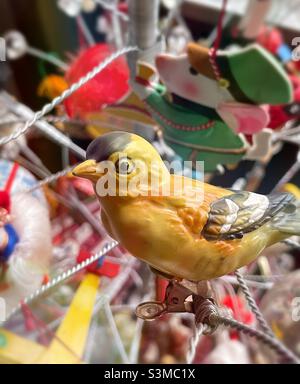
top-left (97, 177), bottom-right (243, 280)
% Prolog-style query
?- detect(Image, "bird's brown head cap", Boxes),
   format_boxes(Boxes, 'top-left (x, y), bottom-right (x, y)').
top-left (86, 131), bottom-right (132, 162)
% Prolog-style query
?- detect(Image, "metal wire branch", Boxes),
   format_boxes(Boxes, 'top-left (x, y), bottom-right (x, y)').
top-left (235, 269), bottom-right (273, 337)
top-left (216, 315), bottom-right (300, 364)
top-left (3, 241), bottom-right (119, 323)
top-left (0, 46), bottom-right (137, 147)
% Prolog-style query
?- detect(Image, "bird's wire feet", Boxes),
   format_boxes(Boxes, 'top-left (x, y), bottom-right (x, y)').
top-left (135, 279), bottom-right (300, 364)
top-left (136, 280), bottom-right (227, 335)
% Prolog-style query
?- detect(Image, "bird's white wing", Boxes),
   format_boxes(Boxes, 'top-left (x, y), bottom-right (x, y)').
top-left (202, 191), bottom-right (294, 241)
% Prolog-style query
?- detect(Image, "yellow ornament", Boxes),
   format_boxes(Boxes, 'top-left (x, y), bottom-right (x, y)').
top-left (37, 75), bottom-right (68, 100)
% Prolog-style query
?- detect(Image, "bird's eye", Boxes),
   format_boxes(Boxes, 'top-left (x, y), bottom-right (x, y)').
top-left (189, 66), bottom-right (198, 76)
top-left (115, 157), bottom-right (135, 175)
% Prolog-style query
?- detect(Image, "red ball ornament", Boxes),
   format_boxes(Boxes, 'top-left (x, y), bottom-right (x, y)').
top-left (268, 75), bottom-right (300, 129)
top-left (257, 26), bottom-right (283, 55)
top-left (291, 75), bottom-right (300, 102)
top-left (268, 105), bottom-right (289, 129)
top-left (222, 295), bottom-right (255, 339)
top-left (64, 44), bottom-right (130, 118)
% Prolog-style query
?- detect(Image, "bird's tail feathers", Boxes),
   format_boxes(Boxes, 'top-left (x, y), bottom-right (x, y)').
top-left (271, 201), bottom-right (300, 235)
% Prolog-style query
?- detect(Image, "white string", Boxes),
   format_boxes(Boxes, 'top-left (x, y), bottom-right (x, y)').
top-left (186, 323), bottom-right (206, 364)
top-left (104, 300), bottom-right (130, 364)
top-left (77, 14), bottom-right (96, 46)
top-left (221, 275), bottom-right (273, 290)
top-left (95, 0), bottom-right (129, 21)
top-left (0, 46), bottom-right (137, 147)
top-left (27, 46), bottom-right (69, 71)
top-left (16, 165), bottom-right (76, 195)
top-left (129, 317), bottom-right (145, 363)
top-left (110, 0), bottom-right (124, 49)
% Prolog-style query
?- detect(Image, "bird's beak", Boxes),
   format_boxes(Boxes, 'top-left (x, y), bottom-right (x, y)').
top-left (73, 160), bottom-right (100, 183)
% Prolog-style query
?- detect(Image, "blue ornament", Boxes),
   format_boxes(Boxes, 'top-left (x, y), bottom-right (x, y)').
top-left (0, 224), bottom-right (19, 262)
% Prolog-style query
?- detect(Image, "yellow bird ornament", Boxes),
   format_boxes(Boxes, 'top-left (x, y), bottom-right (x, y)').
top-left (73, 132), bottom-right (299, 284)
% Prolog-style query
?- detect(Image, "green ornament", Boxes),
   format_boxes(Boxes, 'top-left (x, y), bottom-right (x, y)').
top-left (142, 84), bottom-right (247, 173)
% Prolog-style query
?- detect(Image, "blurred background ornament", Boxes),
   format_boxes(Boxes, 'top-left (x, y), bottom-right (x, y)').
top-left (0, 160), bottom-right (52, 312)
top-left (260, 270), bottom-right (300, 361)
top-left (203, 331), bottom-right (250, 364)
top-left (37, 75), bottom-right (69, 101)
top-left (58, 0), bottom-right (82, 17)
top-left (57, 0), bottom-right (96, 17)
top-left (3, 30), bottom-right (28, 60)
